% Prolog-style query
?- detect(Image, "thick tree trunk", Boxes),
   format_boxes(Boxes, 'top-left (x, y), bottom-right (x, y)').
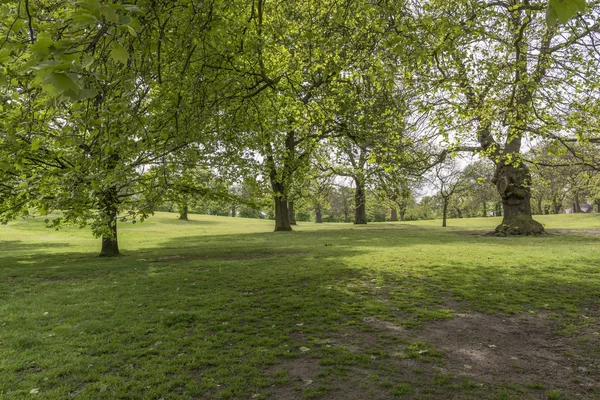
top-left (315, 207), bottom-right (323, 223)
top-left (442, 199), bottom-right (448, 227)
top-left (178, 205), bottom-right (189, 220)
top-left (288, 201), bottom-right (297, 225)
top-left (493, 162), bottom-right (544, 235)
top-left (354, 178), bottom-right (367, 225)
top-left (100, 192), bottom-right (119, 257)
top-left (390, 207), bottom-right (398, 222)
top-left (271, 180), bottom-right (292, 231)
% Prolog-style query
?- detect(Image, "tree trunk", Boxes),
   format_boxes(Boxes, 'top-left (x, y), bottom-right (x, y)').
top-left (399, 208), bottom-right (406, 221)
top-left (390, 207), bottom-right (398, 222)
top-left (442, 198), bottom-right (448, 227)
top-left (178, 205), bottom-right (189, 220)
top-left (573, 192), bottom-right (582, 213)
top-left (482, 201), bottom-right (487, 218)
top-left (493, 162), bottom-right (544, 235)
top-left (231, 203), bottom-right (237, 217)
top-left (315, 206), bottom-right (323, 223)
top-left (271, 180), bottom-right (292, 231)
top-left (553, 196), bottom-right (560, 214)
top-left (100, 191), bottom-right (119, 257)
top-left (288, 201), bottom-right (297, 225)
top-left (354, 178), bottom-right (367, 225)
top-left (596, 199), bottom-right (600, 213)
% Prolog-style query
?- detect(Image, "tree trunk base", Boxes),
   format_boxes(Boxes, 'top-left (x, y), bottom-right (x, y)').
top-left (494, 216), bottom-right (545, 236)
top-left (100, 239), bottom-right (120, 257)
top-left (274, 225), bottom-right (293, 232)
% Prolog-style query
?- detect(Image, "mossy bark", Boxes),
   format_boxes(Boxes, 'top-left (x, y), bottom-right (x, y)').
top-left (493, 162), bottom-right (544, 235)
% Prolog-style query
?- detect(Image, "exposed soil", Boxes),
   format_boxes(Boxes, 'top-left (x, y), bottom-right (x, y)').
top-left (263, 308), bottom-right (600, 399)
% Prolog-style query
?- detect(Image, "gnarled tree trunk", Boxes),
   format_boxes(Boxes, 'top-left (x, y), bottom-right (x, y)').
top-left (288, 201), bottom-right (297, 225)
top-left (390, 207), bottom-right (398, 222)
top-left (354, 178), bottom-right (367, 225)
top-left (493, 162), bottom-right (544, 235)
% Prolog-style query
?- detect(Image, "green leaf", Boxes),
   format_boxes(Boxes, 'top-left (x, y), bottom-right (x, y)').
top-left (110, 42), bottom-right (128, 64)
top-left (45, 72), bottom-right (80, 95)
top-left (546, 6), bottom-right (558, 27)
top-left (548, 0), bottom-right (587, 25)
top-left (31, 139), bottom-right (41, 151)
top-left (100, 5), bottom-right (119, 24)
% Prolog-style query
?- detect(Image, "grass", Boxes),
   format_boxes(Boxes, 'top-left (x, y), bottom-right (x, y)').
top-left (1, 212), bottom-right (600, 399)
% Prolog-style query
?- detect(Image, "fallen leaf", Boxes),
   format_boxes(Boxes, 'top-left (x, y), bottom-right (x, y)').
top-left (299, 347), bottom-right (310, 352)
top-left (30, 388), bottom-right (39, 394)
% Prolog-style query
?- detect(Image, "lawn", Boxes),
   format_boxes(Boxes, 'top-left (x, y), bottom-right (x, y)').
top-left (1, 213), bottom-right (599, 399)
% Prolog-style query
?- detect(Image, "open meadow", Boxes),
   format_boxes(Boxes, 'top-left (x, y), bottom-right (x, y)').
top-left (1, 213), bottom-right (599, 399)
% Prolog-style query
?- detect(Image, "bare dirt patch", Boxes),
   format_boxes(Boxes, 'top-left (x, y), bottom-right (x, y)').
top-left (419, 312), bottom-right (599, 395)
top-left (264, 309), bottom-right (600, 399)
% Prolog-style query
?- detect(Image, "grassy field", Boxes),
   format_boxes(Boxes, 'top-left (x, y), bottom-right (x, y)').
top-left (1, 213), bottom-right (599, 399)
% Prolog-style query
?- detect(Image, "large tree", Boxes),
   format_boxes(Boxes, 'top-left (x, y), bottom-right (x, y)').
top-left (418, 0), bottom-right (600, 235)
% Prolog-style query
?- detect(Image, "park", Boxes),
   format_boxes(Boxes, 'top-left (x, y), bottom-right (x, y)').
top-left (1, 213), bottom-right (599, 398)
top-left (1, 0), bottom-right (600, 398)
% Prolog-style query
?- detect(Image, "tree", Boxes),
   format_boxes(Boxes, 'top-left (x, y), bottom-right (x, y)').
top-left (428, 158), bottom-right (467, 227)
top-left (419, 0), bottom-right (600, 235)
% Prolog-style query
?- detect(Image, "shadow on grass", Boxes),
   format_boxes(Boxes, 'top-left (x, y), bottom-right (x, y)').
top-left (1, 226), bottom-right (599, 398)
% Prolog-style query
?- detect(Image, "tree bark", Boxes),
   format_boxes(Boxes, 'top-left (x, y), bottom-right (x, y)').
top-left (178, 205), bottom-right (189, 220)
top-left (442, 199), bottom-right (448, 227)
top-left (573, 192), bottom-right (582, 213)
top-left (482, 201), bottom-right (487, 218)
top-left (315, 206), bottom-right (323, 223)
top-left (288, 201), bottom-right (297, 225)
top-left (271, 180), bottom-right (292, 231)
top-left (231, 203), bottom-right (236, 217)
top-left (100, 190), bottom-right (119, 257)
top-left (390, 207), bottom-right (398, 222)
top-left (492, 162), bottom-right (544, 235)
top-left (354, 178), bottom-right (367, 225)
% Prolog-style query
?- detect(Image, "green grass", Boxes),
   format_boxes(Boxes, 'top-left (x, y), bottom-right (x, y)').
top-left (1, 213), bottom-right (600, 399)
